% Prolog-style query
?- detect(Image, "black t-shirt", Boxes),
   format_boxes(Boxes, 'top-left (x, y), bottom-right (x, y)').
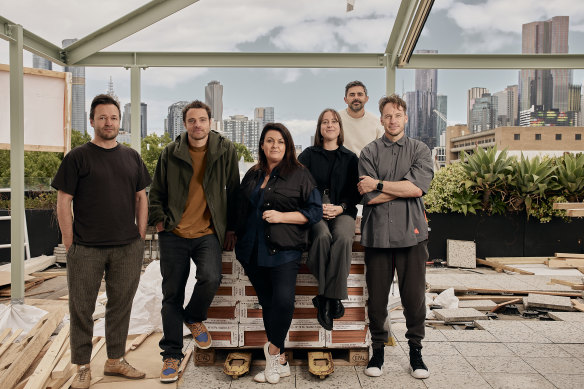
top-left (51, 142), bottom-right (152, 246)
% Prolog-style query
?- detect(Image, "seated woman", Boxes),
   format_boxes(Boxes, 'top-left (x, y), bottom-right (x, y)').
top-left (235, 123), bottom-right (322, 384)
top-left (298, 108), bottom-right (360, 331)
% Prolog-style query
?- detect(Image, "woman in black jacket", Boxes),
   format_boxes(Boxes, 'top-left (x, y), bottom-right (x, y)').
top-left (235, 123), bottom-right (322, 384)
top-left (298, 109), bottom-right (360, 331)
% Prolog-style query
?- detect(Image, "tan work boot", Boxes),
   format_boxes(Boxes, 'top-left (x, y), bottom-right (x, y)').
top-left (103, 357), bottom-right (146, 379)
top-left (71, 364), bottom-right (91, 389)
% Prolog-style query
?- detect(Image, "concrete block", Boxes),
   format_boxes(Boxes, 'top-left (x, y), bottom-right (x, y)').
top-left (446, 239), bottom-right (476, 268)
top-left (433, 308), bottom-right (486, 323)
top-left (526, 293), bottom-right (574, 311)
top-left (548, 311), bottom-right (584, 322)
top-left (458, 300), bottom-right (497, 311)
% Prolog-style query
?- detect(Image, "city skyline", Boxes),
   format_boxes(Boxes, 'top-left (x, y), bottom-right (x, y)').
top-left (2, 0), bottom-right (583, 149)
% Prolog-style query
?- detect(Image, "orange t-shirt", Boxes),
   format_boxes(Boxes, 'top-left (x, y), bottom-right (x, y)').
top-left (172, 144), bottom-right (215, 239)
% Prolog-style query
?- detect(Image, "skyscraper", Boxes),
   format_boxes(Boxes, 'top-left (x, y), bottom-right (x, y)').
top-left (167, 101), bottom-right (189, 139)
top-left (470, 93), bottom-right (498, 133)
top-left (223, 115), bottom-right (260, 158)
top-left (467, 87), bottom-right (489, 126)
top-left (519, 16), bottom-right (571, 112)
top-left (32, 54), bottom-right (52, 70)
top-left (63, 38), bottom-right (87, 133)
top-left (436, 95), bottom-right (447, 137)
top-left (254, 107), bottom-right (275, 130)
top-left (494, 85), bottom-right (519, 127)
top-left (122, 102), bottom-right (148, 138)
top-left (205, 80), bottom-right (223, 131)
top-left (404, 50), bottom-right (438, 149)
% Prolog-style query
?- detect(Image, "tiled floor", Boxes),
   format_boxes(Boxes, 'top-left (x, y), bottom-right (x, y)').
top-left (178, 320), bottom-right (584, 388)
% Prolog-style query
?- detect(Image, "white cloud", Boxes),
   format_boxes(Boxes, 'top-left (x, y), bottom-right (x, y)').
top-left (281, 119), bottom-right (316, 148)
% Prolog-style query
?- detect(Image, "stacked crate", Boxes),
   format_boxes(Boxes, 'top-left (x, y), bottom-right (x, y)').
top-left (204, 245), bottom-right (370, 349)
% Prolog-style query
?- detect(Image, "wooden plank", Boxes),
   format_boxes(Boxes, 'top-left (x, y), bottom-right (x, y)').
top-left (51, 349), bottom-right (70, 379)
top-left (178, 348), bottom-right (192, 378)
top-left (0, 311), bottom-right (64, 388)
top-left (0, 255), bottom-right (56, 275)
top-left (130, 331), bottom-right (152, 351)
top-left (0, 329), bottom-right (12, 344)
top-left (485, 257), bottom-right (550, 264)
top-left (553, 202), bottom-right (584, 210)
top-left (0, 329), bottom-right (23, 359)
top-left (548, 258), bottom-right (584, 268)
top-left (24, 323), bottom-right (70, 389)
top-left (567, 209), bottom-right (584, 217)
top-left (550, 279), bottom-right (580, 288)
top-left (476, 258), bottom-right (535, 275)
top-left (555, 253), bottom-right (584, 259)
top-left (466, 288), bottom-right (581, 297)
top-left (572, 299), bottom-right (584, 313)
top-left (490, 298), bottom-right (522, 313)
top-left (91, 338), bottom-right (105, 361)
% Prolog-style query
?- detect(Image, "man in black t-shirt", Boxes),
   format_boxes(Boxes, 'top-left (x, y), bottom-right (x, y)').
top-left (52, 94), bottom-right (151, 389)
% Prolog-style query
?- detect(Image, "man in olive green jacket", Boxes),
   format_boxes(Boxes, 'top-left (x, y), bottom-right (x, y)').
top-left (148, 100), bottom-right (239, 382)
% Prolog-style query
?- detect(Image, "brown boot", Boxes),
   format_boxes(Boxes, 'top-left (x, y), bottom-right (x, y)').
top-left (104, 357), bottom-right (146, 379)
top-left (71, 364), bottom-right (91, 389)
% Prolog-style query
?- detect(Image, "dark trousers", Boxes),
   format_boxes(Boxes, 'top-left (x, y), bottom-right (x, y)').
top-left (242, 259), bottom-right (300, 352)
top-left (158, 232), bottom-right (222, 358)
top-left (67, 238), bottom-right (144, 364)
top-left (307, 216), bottom-right (355, 300)
top-left (365, 240), bottom-right (428, 349)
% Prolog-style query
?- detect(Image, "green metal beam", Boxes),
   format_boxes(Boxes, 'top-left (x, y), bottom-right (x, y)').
top-left (66, 0), bottom-right (200, 65)
top-left (385, 0), bottom-right (419, 65)
top-left (403, 53), bottom-right (584, 69)
top-left (0, 15), bottom-right (65, 66)
top-left (386, 62), bottom-right (396, 96)
top-left (397, 0), bottom-right (434, 66)
top-left (75, 52), bottom-right (386, 68)
top-left (130, 67), bottom-right (141, 154)
top-left (8, 24), bottom-right (25, 303)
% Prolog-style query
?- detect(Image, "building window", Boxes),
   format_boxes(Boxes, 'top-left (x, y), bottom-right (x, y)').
top-left (514, 134), bottom-right (520, 140)
top-left (535, 134), bottom-right (541, 140)
top-left (576, 134), bottom-right (582, 141)
top-left (556, 134), bottom-right (562, 140)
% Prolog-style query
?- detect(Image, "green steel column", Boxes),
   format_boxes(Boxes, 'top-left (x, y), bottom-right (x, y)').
top-left (9, 24), bottom-right (25, 304)
top-left (130, 66), bottom-right (141, 154)
top-left (386, 62), bottom-right (396, 96)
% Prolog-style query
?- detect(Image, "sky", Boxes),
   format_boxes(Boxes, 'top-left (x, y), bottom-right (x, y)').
top-left (1, 0), bottom-right (583, 148)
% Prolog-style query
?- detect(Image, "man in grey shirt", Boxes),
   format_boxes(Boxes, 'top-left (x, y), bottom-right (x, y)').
top-left (357, 94), bottom-right (433, 379)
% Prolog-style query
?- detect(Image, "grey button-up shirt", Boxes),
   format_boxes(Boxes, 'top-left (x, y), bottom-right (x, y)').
top-left (358, 135), bottom-right (433, 248)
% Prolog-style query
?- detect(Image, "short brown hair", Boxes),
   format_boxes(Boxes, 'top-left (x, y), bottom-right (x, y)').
top-left (313, 109), bottom-right (344, 147)
top-left (379, 94), bottom-right (407, 114)
top-left (90, 94), bottom-right (120, 120)
top-left (182, 100), bottom-right (211, 123)
top-left (345, 80), bottom-right (367, 97)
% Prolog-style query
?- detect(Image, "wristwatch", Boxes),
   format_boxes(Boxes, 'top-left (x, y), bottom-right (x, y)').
top-left (377, 180), bottom-right (384, 191)
top-left (340, 203), bottom-right (347, 213)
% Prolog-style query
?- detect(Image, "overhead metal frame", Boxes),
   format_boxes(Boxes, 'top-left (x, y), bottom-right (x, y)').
top-left (1, 0), bottom-right (583, 303)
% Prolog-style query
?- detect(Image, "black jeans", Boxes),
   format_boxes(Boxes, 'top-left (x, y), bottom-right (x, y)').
top-left (158, 232), bottom-right (222, 358)
top-left (365, 240), bottom-right (428, 349)
top-left (242, 258), bottom-right (300, 352)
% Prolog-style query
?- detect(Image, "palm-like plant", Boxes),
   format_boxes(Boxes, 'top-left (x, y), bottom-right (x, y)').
top-left (511, 154), bottom-right (560, 213)
top-left (461, 146), bottom-right (514, 211)
top-left (555, 153), bottom-right (584, 202)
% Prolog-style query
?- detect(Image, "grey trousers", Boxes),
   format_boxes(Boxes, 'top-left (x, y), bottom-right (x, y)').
top-left (365, 240), bottom-right (428, 349)
top-left (307, 215), bottom-right (355, 300)
top-left (67, 238), bottom-right (144, 364)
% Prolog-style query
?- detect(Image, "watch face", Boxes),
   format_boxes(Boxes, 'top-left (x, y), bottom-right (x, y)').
top-left (377, 182), bottom-right (383, 190)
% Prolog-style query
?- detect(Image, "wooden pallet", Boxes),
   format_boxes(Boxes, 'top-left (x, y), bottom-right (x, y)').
top-left (194, 347), bottom-right (369, 367)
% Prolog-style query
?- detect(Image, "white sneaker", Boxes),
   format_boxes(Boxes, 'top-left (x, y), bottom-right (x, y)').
top-left (364, 347), bottom-right (384, 377)
top-left (263, 342), bottom-right (280, 384)
top-left (364, 365), bottom-right (383, 377)
top-left (253, 362), bottom-right (291, 382)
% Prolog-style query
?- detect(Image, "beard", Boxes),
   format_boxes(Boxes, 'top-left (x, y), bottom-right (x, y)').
top-left (95, 128), bottom-right (118, 141)
top-left (349, 100), bottom-right (363, 112)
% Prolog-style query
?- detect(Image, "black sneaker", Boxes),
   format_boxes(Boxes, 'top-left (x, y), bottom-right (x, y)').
top-left (409, 346), bottom-right (430, 379)
top-left (364, 346), bottom-right (384, 377)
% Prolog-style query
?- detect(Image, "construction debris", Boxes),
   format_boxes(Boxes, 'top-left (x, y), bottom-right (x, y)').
top-left (526, 293), bottom-right (574, 311)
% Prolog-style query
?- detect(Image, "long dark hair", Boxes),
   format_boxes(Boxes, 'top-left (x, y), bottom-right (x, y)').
top-left (313, 108), bottom-right (344, 147)
top-left (256, 123), bottom-right (302, 175)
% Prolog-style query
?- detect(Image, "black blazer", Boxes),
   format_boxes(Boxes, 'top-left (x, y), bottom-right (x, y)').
top-left (298, 145), bottom-right (360, 219)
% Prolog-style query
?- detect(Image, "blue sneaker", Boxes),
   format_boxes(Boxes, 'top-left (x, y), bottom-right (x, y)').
top-left (160, 357), bottom-right (181, 383)
top-left (185, 321), bottom-right (212, 349)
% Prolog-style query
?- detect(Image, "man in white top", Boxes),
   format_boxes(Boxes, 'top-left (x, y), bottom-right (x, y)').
top-left (339, 80), bottom-right (384, 156)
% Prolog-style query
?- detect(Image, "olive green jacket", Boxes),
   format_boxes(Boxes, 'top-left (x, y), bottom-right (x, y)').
top-left (148, 131), bottom-right (240, 247)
